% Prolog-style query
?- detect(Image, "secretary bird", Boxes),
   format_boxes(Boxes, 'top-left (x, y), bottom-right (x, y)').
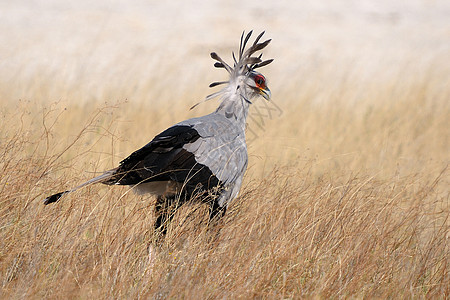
top-left (43, 31), bottom-right (272, 236)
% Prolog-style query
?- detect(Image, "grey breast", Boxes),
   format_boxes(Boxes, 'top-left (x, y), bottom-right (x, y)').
top-left (179, 112), bottom-right (248, 206)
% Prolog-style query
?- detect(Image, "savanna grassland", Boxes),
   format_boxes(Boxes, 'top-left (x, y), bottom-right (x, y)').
top-left (1, 1), bottom-right (449, 298)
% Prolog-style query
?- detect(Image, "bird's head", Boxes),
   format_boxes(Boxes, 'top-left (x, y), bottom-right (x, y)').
top-left (191, 31), bottom-right (272, 111)
top-left (245, 71), bottom-right (271, 101)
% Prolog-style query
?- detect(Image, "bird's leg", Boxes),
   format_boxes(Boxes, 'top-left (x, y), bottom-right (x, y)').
top-left (148, 195), bottom-right (178, 266)
top-left (209, 200), bottom-right (227, 222)
top-left (206, 200), bottom-right (227, 244)
top-left (154, 195), bottom-right (178, 242)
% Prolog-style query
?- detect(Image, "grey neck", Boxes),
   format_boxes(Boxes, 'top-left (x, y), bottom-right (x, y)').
top-left (215, 96), bottom-right (250, 131)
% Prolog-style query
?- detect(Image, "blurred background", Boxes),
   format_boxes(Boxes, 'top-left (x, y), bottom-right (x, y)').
top-left (1, 0), bottom-right (448, 103)
top-left (0, 0), bottom-right (448, 176)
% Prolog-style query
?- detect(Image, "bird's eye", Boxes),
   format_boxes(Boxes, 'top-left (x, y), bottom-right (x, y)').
top-left (254, 75), bottom-right (265, 88)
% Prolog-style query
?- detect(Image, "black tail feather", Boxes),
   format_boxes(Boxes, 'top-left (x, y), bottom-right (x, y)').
top-left (43, 191), bottom-right (68, 205)
top-left (42, 169), bottom-right (117, 206)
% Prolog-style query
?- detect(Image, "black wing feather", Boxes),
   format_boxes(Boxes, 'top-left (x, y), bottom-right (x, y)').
top-left (119, 125), bottom-right (200, 166)
top-left (104, 125), bottom-right (221, 193)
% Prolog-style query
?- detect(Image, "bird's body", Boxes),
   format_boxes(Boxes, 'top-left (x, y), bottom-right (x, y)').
top-left (105, 112), bottom-right (248, 207)
top-left (44, 31), bottom-right (272, 234)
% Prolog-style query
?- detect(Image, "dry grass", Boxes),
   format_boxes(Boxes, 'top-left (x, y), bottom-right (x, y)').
top-left (1, 6), bottom-right (449, 296)
top-left (1, 70), bottom-right (448, 298)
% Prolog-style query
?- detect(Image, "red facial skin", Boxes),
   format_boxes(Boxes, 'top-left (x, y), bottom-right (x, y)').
top-left (254, 74), bottom-right (266, 89)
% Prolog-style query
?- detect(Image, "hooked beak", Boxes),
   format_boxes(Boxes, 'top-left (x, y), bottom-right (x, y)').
top-left (260, 86), bottom-right (271, 100)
